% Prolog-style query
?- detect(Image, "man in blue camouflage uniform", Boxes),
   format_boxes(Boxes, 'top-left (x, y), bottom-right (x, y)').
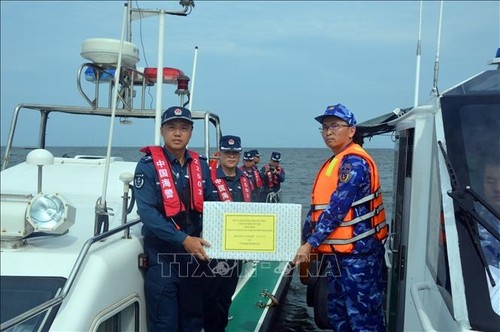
top-left (134, 106), bottom-right (215, 332)
top-left (293, 104), bottom-right (387, 332)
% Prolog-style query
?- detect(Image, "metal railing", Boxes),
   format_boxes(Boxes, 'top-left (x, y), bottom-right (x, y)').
top-left (0, 218), bottom-right (142, 331)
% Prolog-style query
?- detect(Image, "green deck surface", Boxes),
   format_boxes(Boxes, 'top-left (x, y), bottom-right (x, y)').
top-left (226, 261), bottom-right (289, 332)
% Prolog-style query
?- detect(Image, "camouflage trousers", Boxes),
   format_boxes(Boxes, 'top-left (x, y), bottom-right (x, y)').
top-left (326, 248), bottom-right (386, 332)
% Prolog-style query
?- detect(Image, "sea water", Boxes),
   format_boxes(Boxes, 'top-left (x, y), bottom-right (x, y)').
top-left (0, 146), bottom-right (394, 331)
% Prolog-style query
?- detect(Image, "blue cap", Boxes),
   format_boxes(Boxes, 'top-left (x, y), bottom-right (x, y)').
top-left (243, 151), bottom-right (254, 161)
top-left (248, 149), bottom-right (260, 157)
top-left (271, 151), bottom-right (281, 162)
top-left (161, 106), bottom-right (193, 125)
top-left (314, 103), bottom-right (356, 126)
top-left (220, 135), bottom-right (242, 152)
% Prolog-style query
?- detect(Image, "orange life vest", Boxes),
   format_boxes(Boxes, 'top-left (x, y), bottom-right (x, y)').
top-left (310, 143), bottom-right (388, 253)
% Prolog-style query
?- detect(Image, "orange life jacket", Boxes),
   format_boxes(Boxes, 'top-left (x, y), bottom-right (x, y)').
top-left (310, 143), bottom-right (388, 253)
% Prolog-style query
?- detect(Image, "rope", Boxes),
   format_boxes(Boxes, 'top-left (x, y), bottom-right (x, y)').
top-left (266, 189), bottom-right (282, 203)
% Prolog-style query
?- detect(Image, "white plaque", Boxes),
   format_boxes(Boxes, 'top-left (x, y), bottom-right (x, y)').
top-left (203, 202), bottom-right (302, 261)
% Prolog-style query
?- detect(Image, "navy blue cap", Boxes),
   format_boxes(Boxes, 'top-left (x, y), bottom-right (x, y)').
top-left (248, 149), bottom-right (261, 157)
top-left (271, 151), bottom-right (281, 162)
top-left (314, 103), bottom-right (357, 126)
top-left (243, 151), bottom-right (254, 161)
top-left (220, 135), bottom-right (242, 152)
top-left (161, 106), bottom-right (193, 125)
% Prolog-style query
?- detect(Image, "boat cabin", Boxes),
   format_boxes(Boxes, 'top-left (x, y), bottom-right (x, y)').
top-left (357, 49), bottom-right (500, 331)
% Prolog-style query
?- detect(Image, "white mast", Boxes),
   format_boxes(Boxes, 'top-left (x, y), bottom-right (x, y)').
top-left (413, 1), bottom-right (423, 107)
top-left (101, 3), bottom-right (129, 204)
top-left (188, 46), bottom-right (199, 111)
top-left (154, 12), bottom-right (166, 146)
top-left (431, 1), bottom-right (444, 97)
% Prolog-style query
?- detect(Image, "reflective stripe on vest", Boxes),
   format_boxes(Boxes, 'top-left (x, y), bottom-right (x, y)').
top-left (141, 146), bottom-right (204, 218)
top-left (310, 143), bottom-right (388, 253)
top-left (311, 188), bottom-right (382, 212)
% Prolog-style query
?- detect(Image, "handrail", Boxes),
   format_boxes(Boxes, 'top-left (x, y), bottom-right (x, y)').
top-left (0, 218), bottom-right (142, 331)
top-left (0, 104), bottom-right (221, 170)
top-left (410, 281), bottom-right (438, 332)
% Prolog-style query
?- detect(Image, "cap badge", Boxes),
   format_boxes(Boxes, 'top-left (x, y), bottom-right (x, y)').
top-left (174, 108), bottom-right (182, 115)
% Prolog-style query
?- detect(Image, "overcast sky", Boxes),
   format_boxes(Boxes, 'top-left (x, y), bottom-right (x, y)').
top-left (1, 1), bottom-right (498, 149)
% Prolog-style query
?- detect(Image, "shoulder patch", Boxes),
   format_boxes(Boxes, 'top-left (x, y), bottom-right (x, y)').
top-left (140, 155), bottom-right (153, 163)
top-left (134, 173), bottom-right (145, 189)
top-left (339, 162), bottom-right (352, 183)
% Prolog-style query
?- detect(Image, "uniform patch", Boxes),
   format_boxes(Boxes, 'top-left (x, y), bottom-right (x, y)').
top-left (134, 173), bottom-right (145, 189)
top-left (141, 155), bottom-right (153, 163)
top-left (339, 162), bottom-right (352, 183)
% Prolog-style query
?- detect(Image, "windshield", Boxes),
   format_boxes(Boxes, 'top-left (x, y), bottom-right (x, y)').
top-left (1, 276), bottom-right (65, 331)
top-left (440, 73), bottom-right (500, 330)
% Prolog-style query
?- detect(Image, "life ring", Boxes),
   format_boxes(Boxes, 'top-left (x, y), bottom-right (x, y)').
top-left (144, 67), bottom-right (184, 84)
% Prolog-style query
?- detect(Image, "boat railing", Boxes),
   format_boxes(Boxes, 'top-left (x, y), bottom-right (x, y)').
top-left (1, 104), bottom-right (222, 170)
top-left (0, 218), bottom-right (142, 331)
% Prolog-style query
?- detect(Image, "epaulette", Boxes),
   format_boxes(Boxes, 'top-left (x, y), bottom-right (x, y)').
top-left (199, 154), bottom-right (208, 161)
top-left (140, 155), bottom-right (153, 163)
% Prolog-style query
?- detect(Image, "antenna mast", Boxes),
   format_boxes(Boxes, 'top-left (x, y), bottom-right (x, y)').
top-left (188, 46), bottom-right (199, 112)
top-left (431, 1), bottom-right (444, 97)
top-left (413, 1), bottom-right (423, 107)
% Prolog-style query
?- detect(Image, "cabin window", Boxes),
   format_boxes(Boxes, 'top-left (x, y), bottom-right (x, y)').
top-left (441, 92), bottom-right (500, 329)
top-left (96, 301), bottom-right (139, 332)
top-left (0, 276), bottom-right (65, 331)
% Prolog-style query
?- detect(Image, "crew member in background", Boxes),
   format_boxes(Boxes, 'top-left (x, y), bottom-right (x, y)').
top-left (240, 151), bottom-right (264, 202)
top-left (293, 103), bottom-right (388, 332)
top-left (248, 149), bottom-right (261, 167)
top-left (260, 152), bottom-right (285, 203)
top-left (134, 106), bottom-right (214, 332)
top-left (204, 135), bottom-right (251, 332)
top-left (477, 155), bottom-right (500, 314)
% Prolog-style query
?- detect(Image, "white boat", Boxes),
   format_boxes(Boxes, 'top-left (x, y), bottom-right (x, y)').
top-left (305, 49), bottom-right (500, 331)
top-left (374, 50), bottom-right (500, 331)
top-left (0, 1), bottom-right (292, 331)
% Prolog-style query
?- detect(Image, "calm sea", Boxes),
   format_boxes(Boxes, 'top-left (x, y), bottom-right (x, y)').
top-left (0, 146), bottom-right (394, 331)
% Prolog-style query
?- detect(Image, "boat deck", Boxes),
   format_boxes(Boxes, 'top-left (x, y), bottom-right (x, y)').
top-left (228, 261), bottom-right (292, 332)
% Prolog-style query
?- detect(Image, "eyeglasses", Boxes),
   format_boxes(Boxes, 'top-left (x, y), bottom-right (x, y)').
top-left (319, 123), bottom-right (350, 133)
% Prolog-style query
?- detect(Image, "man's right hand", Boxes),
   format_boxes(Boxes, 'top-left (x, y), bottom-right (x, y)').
top-left (182, 235), bottom-right (211, 261)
